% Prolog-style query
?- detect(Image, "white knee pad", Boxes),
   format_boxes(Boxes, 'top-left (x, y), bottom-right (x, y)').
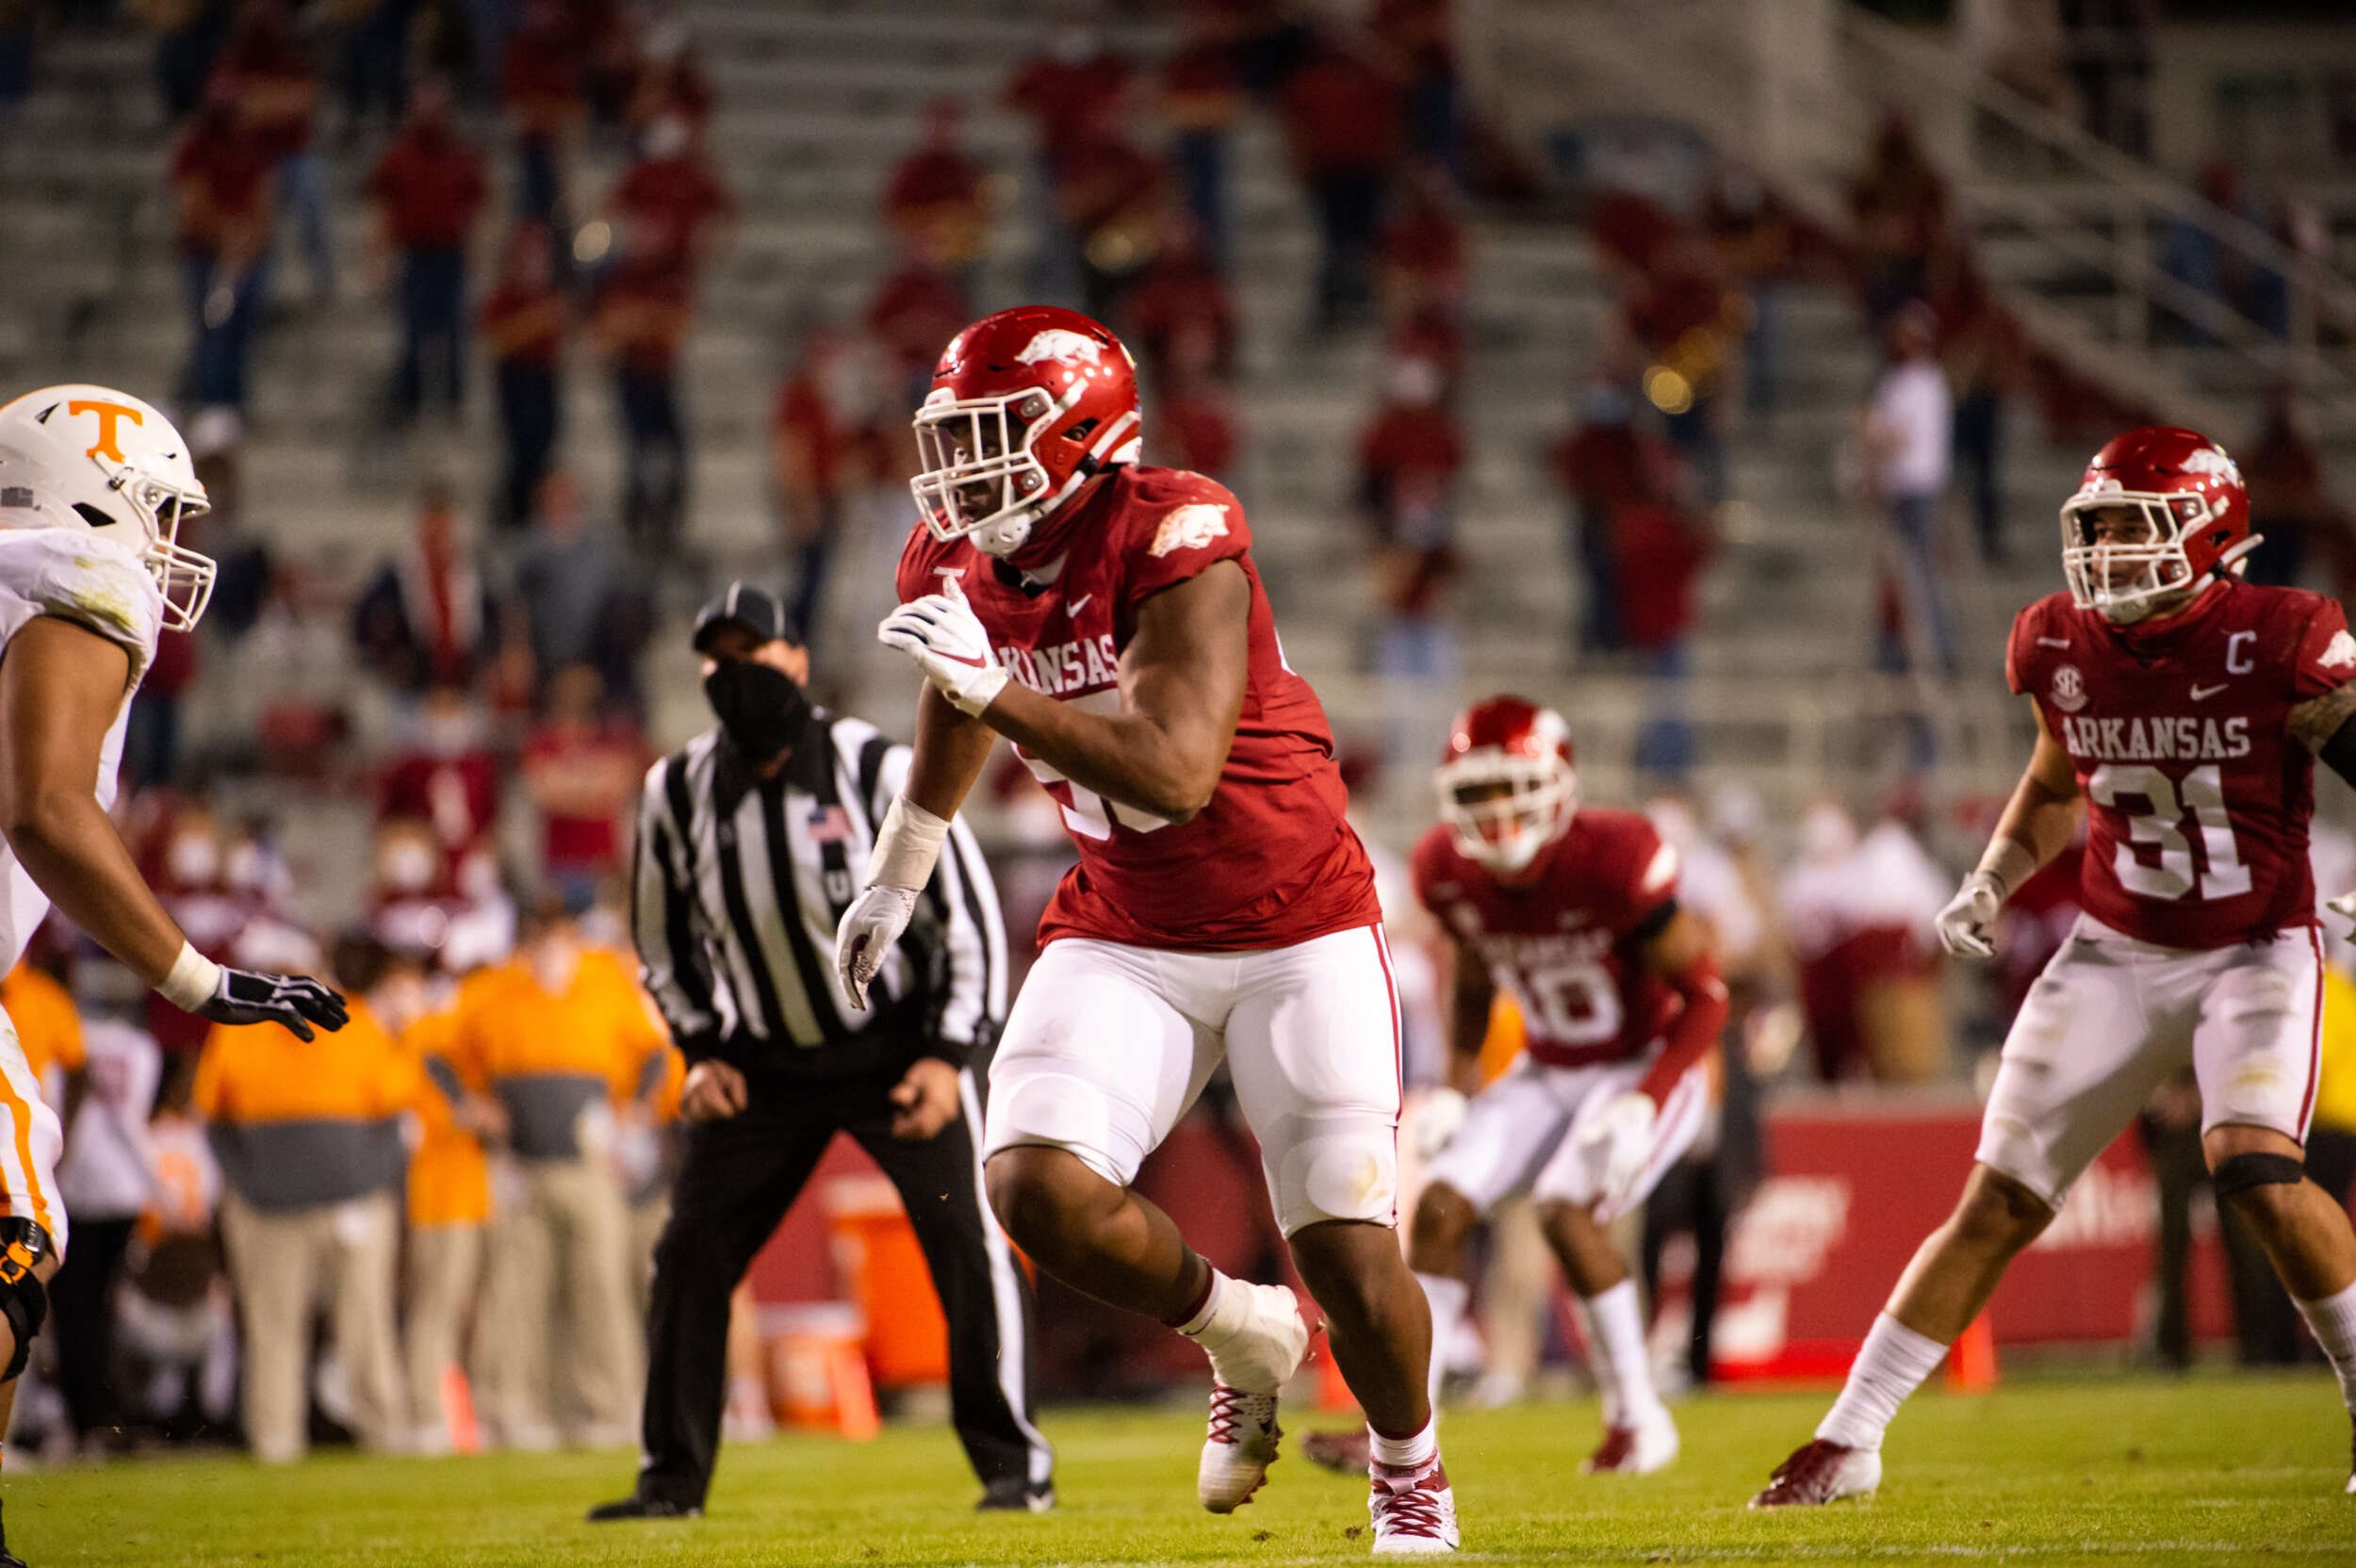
top-left (1272, 1119), bottom-right (1399, 1236)
top-left (985, 1070), bottom-right (1132, 1188)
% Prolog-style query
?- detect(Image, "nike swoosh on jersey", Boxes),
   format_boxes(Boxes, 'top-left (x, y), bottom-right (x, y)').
top-left (2190, 682), bottom-right (2229, 701)
top-left (1067, 594), bottom-right (1093, 614)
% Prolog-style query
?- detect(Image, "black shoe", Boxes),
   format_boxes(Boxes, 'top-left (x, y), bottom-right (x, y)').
top-left (586, 1494), bottom-right (702, 1523)
top-left (976, 1478), bottom-right (1055, 1513)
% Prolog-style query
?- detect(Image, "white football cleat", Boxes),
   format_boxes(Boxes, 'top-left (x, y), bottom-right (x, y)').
top-left (1369, 1458), bottom-right (1459, 1554)
top-left (1582, 1405), bottom-right (1679, 1476)
top-left (1748, 1439), bottom-right (1882, 1507)
top-left (1193, 1282), bottom-right (1311, 1512)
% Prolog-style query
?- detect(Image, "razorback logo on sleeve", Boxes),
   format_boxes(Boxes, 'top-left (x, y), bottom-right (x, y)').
top-left (2321, 629), bottom-right (2356, 671)
top-left (1148, 502), bottom-right (1230, 558)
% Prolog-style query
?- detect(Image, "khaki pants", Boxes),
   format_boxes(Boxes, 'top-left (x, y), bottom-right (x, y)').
top-left (220, 1188), bottom-right (404, 1462)
top-left (476, 1156), bottom-right (641, 1446)
top-left (403, 1221), bottom-right (483, 1451)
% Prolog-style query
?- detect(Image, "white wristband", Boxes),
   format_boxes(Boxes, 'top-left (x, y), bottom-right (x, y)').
top-left (870, 795), bottom-right (950, 891)
top-left (1974, 838), bottom-right (2038, 901)
top-left (157, 939), bottom-right (222, 1012)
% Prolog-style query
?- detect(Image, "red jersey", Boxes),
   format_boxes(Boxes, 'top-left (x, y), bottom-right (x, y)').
top-left (2007, 580), bottom-right (2355, 950)
top-left (1411, 808), bottom-right (1683, 1070)
top-left (897, 465), bottom-right (1380, 952)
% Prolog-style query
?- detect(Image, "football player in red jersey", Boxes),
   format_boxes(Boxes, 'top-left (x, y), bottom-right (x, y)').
top-left (1753, 427), bottom-right (2356, 1508)
top-left (834, 307), bottom-right (1456, 1552)
top-left (1306, 697), bottom-right (1727, 1479)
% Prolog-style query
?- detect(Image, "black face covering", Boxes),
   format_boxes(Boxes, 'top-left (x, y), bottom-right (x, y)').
top-left (704, 658), bottom-right (810, 761)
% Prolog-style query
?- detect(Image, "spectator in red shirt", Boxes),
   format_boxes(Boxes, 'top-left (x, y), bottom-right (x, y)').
top-left (1382, 161), bottom-right (1466, 331)
top-left (1124, 223), bottom-right (1235, 387)
top-left (1160, 9), bottom-right (1245, 270)
top-left (1610, 228), bottom-right (1740, 505)
top-left (771, 325), bottom-right (892, 649)
top-left (352, 483), bottom-right (497, 695)
top-left (503, 0), bottom-right (590, 226)
top-left (1372, 0), bottom-right (1459, 170)
top-left (1550, 378), bottom-right (1654, 657)
top-left (523, 664), bottom-right (646, 907)
top-left (377, 686), bottom-right (502, 864)
top-left (481, 224), bottom-right (568, 530)
top-left (1280, 40), bottom-right (1403, 332)
top-left (1612, 466), bottom-right (1711, 775)
top-left (864, 260), bottom-right (970, 410)
top-left (1054, 104), bottom-right (1168, 322)
top-left (1003, 21), bottom-right (1131, 300)
top-left (217, 0), bottom-right (333, 302)
top-left (1356, 352), bottom-right (1464, 766)
top-left (368, 78), bottom-right (488, 426)
top-left (604, 114), bottom-right (736, 283)
top-left (589, 233), bottom-right (695, 557)
top-left (881, 99), bottom-right (987, 293)
top-left (172, 78), bottom-right (275, 411)
top-left (625, 18), bottom-right (713, 139)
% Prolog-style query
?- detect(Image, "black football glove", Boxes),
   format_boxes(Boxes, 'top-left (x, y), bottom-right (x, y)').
top-left (193, 967), bottom-right (351, 1042)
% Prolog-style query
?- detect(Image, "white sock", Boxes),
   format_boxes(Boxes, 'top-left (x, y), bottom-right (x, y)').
top-left (1816, 1313), bottom-right (1950, 1451)
top-left (1415, 1271), bottom-right (1468, 1413)
top-left (2294, 1279), bottom-right (2356, 1414)
top-left (1368, 1414), bottom-right (1438, 1474)
top-left (1173, 1267), bottom-right (1231, 1339)
top-left (1578, 1279), bottom-right (1665, 1428)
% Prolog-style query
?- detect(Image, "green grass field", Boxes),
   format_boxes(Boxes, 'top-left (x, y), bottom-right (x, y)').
top-left (8, 1375), bottom-right (2354, 1565)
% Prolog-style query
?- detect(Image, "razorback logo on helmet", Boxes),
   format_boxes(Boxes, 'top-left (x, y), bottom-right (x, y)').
top-left (1015, 329), bottom-right (1104, 368)
top-left (2324, 630), bottom-right (2356, 671)
top-left (2182, 445), bottom-right (2242, 483)
top-left (1148, 502), bottom-right (1230, 558)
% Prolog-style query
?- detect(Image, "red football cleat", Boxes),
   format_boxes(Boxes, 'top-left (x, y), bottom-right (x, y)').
top-left (1748, 1439), bottom-right (1881, 1507)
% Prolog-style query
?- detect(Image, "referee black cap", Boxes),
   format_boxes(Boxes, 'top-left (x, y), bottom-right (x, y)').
top-left (692, 581), bottom-right (796, 653)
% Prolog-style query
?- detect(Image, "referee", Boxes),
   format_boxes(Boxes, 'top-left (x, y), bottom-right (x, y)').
top-left (589, 584), bottom-right (1053, 1520)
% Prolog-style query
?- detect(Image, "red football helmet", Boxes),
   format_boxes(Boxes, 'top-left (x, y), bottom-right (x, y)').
top-left (1436, 696), bottom-right (1579, 874)
top-left (908, 305), bottom-right (1143, 559)
top-left (2060, 426), bottom-right (2253, 623)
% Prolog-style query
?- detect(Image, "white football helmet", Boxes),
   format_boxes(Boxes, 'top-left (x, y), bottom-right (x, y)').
top-left (0, 385), bottom-right (216, 631)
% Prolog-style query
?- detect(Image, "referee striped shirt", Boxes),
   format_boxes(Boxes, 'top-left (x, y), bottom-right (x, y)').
top-left (632, 712), bottom-right (1006, 1075)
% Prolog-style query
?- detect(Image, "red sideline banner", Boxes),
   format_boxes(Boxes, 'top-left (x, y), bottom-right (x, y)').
top-left (1711, 1096), bottom-right (2233, 1379)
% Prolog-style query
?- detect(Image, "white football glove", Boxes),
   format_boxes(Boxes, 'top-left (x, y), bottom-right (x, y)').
top-left (837, 885), bottom-right (919, 1009)
top-left (2328, 890), bottom-right (2356, 925)
top-left (877, 578), bottom-right (1009, 717)
top-left (1411, 1086), bottom-right (1469, 1162)
top-left (1936, 870), bottom-right (2004, 959)
top-left (1573, 1091), bottom-right (1658, 1218)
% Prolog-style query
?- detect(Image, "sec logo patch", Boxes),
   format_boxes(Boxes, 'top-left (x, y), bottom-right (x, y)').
top-left (2051, 664), bottom-right (2087, 712)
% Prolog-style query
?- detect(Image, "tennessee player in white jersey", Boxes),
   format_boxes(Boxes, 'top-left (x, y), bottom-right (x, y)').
top-left (1753, 427), bottom-right (2356, 1508)
top-left (0, 386), bottom-right (347, 1567)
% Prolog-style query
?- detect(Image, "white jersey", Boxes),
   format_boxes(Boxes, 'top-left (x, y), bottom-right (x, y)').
top-left (0, 529), bottom-right (163, 972)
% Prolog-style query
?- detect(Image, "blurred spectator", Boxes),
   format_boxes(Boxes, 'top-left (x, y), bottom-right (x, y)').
top-left (378, 689), bottom-right (502, 864)
top-left (521, 665), bottom-right (644, 906)
top-left (1280, 41), bottom-right (1402, 333)
top-left (882, 100), bottom-right (988, 297)
top-left (1779, 799), bottom-right (1950, 1083)
top-left (480, 224), bottom-right (567, 530)
top-left (368, 78), bottom-right (489, 426)
top-left (1158, 371), bottom-right (1237, 483)
top-left (117, 1099), bottom-right (236, 1442)
top-left (150, 0), bottom-right (234, 121)
top-left (1055, 102), bottom-right (1167, 323)
top-left (352, 483), bottom-right (496, 694)
top-left (336, 0), bottom-right (415, 134)
top-left (1941, 275), bottom-right (2019, 564)
top-left (1612, 231), bottom-right (1739, 507)
top-left (1864, 303), bottom-right (1956, 678)
top-left (2243, 389), bottom-right (2327, 588)
top-left (1848, 116), bottom-right (1948, 333)
top-left (588, 241), bottom-right (694, 558)
top-left (2160, 158), bottom-right (2278, 344)
top-left (625, 16), bottom-right (712, 139)
top-left (1381, 162), bottom-right (1467, 333)
top-left (1551, 380), bottom-right (1653, 659)
top-left (50, 970), bottom-right (165, 1451)
top-left (1373, 0), bottom-right (1459, 171)
top-left (217, 0), bottom-right (332, 302)
top-left (1703, 164), bottom-right (1793, 421)
top-left (124, 623), bottom-right (198, 792)
top-left (604, 114), bottom-right (736, 283)
top-left (2061, 0), bottom-right (2154, 157)
top-left (770, 326), bottom-right (892, 646)
top-left (511, 470), bottom-right (651, 708)
top-left (1159, 11), bottom-right (1243, 271)
top-left (365, 815), bottom-right (515, 977)
top-left (864, 260), bottom-right (970, 412)
top-left (1003, 15), bottom-right (1131, 302)
top-left (195, 938), bottom-right (423, 1462)
top-left (1614, 461), bottom-right (1711, 776)
top-left (452, 904), bottom-right (664, 1448)
top-left (1124, 224), bottom-right (1234, 387)
top-left (502, 0), bottom-right (588, 225)
top-left (1356, 352), bottom-right (1463, 765)
top-left (172, 80), bottom-right (274, 411)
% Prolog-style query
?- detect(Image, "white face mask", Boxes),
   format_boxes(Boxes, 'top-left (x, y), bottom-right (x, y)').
top-left (379, 841), bottom-right (437, 892)
top-left (169, 834), bottom-right (220, 887)
top-left (530, 936), bottom-right (581, 995)
top-left (223, 841), bottom-right (265, 891)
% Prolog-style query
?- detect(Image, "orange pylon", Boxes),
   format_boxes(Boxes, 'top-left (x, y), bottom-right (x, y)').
top-left (1946, 1313), bottom-right (1999, 1392)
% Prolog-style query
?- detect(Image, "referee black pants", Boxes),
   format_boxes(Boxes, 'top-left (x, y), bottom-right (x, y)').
top-left (632, 1067), bottom-right (1050, 1507)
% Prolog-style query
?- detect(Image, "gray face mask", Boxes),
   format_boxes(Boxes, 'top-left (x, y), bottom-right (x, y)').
top-left (703, 658), bottom-right (809, 760)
